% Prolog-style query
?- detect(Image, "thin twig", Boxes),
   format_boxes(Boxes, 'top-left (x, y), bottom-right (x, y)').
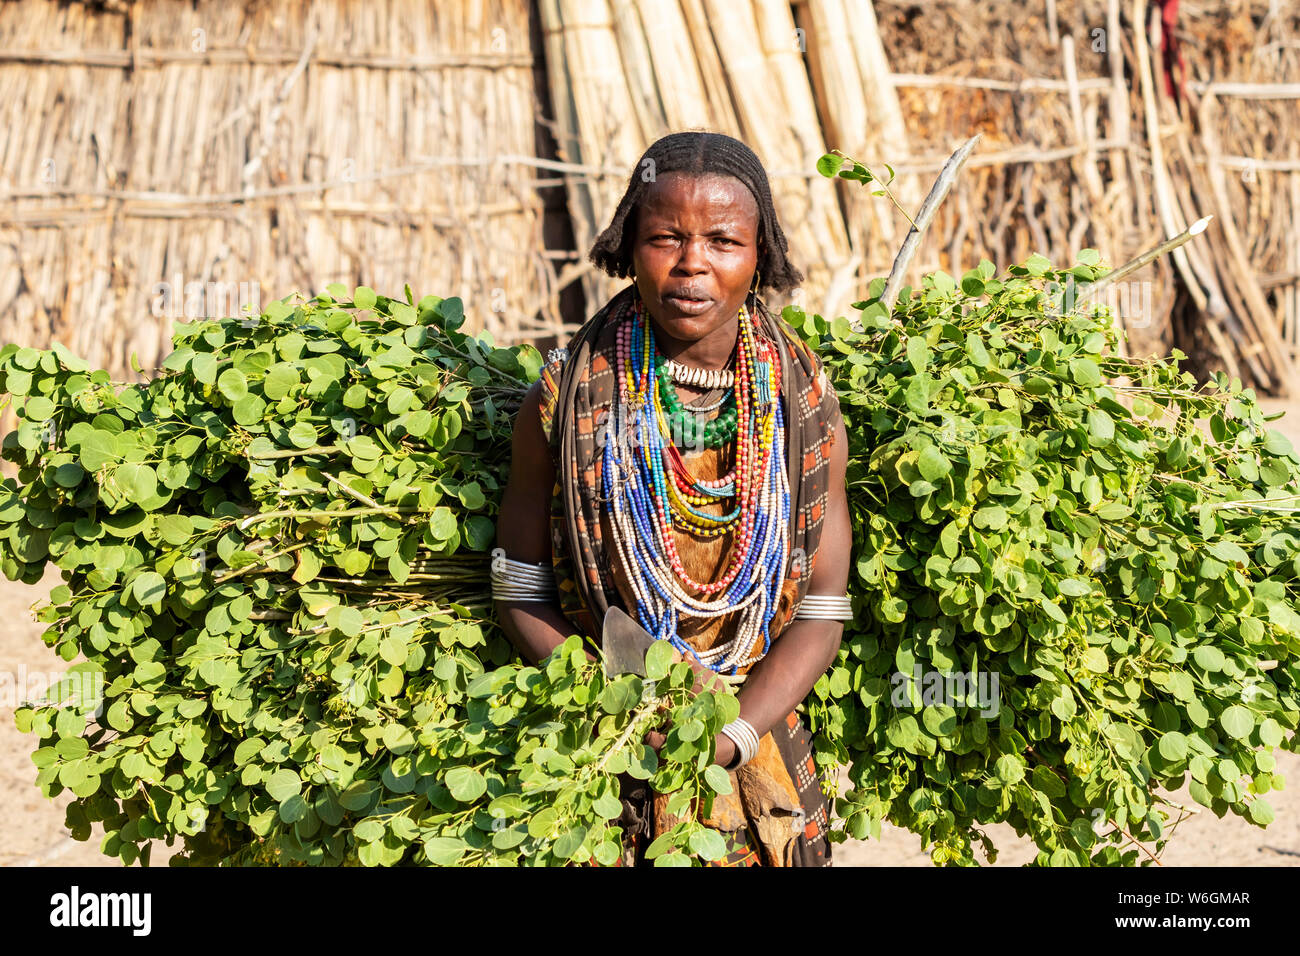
top-left (245, 444), bottom-right (340, 460)
top-left (237, 505), bottom-right (419, 531)
top-left (322, 471), bottom-right (383, 510)
top-left (213, 541), bottom-right (314, 584)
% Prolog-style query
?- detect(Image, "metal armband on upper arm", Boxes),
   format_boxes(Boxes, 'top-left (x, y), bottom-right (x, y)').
top-left (490, 548), bottom-right (557, 603)
top-left (793, 593), bottom-right (853, 621)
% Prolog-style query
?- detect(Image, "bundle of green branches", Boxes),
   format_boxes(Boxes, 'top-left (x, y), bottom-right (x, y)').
top-left (792, 246), bottom-right (1300, 865)
top-left (1, 288), bottom-right (734, 866)
top-left (6, 246), bottom-right (1300, 868)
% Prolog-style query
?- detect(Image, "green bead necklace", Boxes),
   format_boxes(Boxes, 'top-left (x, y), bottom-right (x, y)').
top-left (654, 356), bottom-right (737, 449)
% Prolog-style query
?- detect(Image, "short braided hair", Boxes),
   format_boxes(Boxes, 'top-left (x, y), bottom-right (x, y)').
top-left (587, 131), bottom-right (803, 293)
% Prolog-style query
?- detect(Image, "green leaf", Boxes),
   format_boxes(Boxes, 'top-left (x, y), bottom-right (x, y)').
top-left (704, 763), bottom-right (733, 795)
top-left (918, 445), bottom-right (952, 482)
top-left (906, 336), bottom-right (931, 375)
top-left (678, 719), bottom-right (705, 742)
top-left (654, 851), bottom-right (692, 867)
top-left (217, 367), bottom-right (249, 402)
top-left (423, 836), bottom-right (467, 866)
top-left (1259, 718), bottom-right (1283, 747)
top-left (816, 153), bottom-right (845, 178)
top-left (1082, 648), bottom-right (1109, 673)
top-left (1157, 731), bottom-right (1188, 762)
top-left (1219, 705), bottom-right (1254, 740)
top-left (1069, 358), bottom-right (1102, 387)
top-left (444, 766), bottom-right (487, 802)
top-left (644, 640), bottom-right (674, 681)
top-left (265, 768), bottom-right (302, 803)
top-left (457, 481), bottom-right (487, 510)
top-left (462, 516), bottom-right (495, 551)
top-left (1248, 798), bottom-right (1275, 826)
top-left (552, 826), bottom-right (587, 860)
top-left (1087, 409), bottom-right (1114, 444)
top-left (288, 422), bottom-right (318, 448)
top-left (593, 791), bottom-right (625, 819)
top-left (687, 827), bottom-right (728, 861)
top-left (994, 753), bottom-right (1025, 786)
top-left (1024, 253), bottom-right (1051, 276)
top-left (1192, 645), bottom-right (1225, 672)
top-left (428, 508), bottom-right (457, 541)
top-left (905, 374), bottom-right (932, 415)
top-left (131, 572), bottom-right (167, 606)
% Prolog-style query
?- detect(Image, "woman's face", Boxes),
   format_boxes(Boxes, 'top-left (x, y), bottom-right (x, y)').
top-left (629, 171), bottom-right (760, 351)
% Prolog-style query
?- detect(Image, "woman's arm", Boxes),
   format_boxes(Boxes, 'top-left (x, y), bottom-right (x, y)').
top-left (494, 380), bottom-right (586, 665)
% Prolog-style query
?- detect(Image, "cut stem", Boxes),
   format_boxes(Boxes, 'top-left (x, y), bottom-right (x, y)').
top-left (1076, 217), bottom-right (1213, 306)
top-left (881, 134), bottom-right (982, 312)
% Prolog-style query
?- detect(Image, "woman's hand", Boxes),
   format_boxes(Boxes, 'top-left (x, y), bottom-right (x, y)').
top-left (642, 645), bottom-right (737, 766)
top-left (643, 721), bottom-right (738, 770)
top-left (668, 644), bottom-right (729, 697)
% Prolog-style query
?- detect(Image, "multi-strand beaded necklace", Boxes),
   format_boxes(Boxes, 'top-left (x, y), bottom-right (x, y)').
top-left (601, 296), bottom-right (791, 674)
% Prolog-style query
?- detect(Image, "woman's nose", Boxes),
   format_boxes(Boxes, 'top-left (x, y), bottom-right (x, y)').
top-left (673, 237), bottom-right (709, 273)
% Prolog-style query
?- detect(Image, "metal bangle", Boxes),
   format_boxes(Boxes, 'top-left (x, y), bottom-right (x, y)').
top-left (490, 547), bottom-right (557, 601)
top-left (794, 593), bottom-right (853, 621)
top-left (720, 718), bottom-right (760, 769)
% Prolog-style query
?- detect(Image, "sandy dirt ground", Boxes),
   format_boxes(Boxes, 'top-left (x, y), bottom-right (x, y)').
top-left (3, 400), bottom-right (1299, 868)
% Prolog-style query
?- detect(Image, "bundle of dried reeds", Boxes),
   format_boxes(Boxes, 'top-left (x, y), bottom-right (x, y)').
top-left (538, 0), bottom-right (857, 319)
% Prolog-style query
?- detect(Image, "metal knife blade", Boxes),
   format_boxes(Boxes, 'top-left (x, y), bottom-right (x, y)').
top-left (601, 606), bottom-right (658, 677)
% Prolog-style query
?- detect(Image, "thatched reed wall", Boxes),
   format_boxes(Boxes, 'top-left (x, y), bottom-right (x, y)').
top-left (2, 0), bottom-right (1299, 416)
top-left (0, 0), bottom-right (548, 382)
top-left (537, 0), bottom-right (920, 326)
top-left (871, 0), bottom-right (1300, 395)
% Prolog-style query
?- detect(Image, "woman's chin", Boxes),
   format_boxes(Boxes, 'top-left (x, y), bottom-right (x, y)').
top-left (650, 307), bottom-right (730, 343)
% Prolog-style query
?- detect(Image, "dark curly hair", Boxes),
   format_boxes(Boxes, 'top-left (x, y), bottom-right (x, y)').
top-left (587, 131), bottom-right (804, 294)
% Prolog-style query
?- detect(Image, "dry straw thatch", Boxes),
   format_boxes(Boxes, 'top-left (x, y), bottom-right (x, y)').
top-left (0, 0), bottom-right (547, 387)
top-left (538, 0), bottom-right (919, 324)
top-left (2, 0), bottom-right (1299, 444)
top-left (871, 0), bottom-right (1300, 395)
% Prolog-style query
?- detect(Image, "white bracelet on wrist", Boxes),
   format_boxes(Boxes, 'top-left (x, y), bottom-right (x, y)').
top-left (720, 717), bottom-right (760, 770)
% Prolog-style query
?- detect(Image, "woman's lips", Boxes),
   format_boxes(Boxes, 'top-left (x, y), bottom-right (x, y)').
top-left (664, 294), bottom-right (713, 316)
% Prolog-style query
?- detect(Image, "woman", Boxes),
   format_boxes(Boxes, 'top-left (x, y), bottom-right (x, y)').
top-left (494, 131), bottom-right (851, 866)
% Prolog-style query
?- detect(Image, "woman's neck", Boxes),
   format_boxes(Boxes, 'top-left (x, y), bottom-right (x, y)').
top-left (651, 315), bottom-right (740, 370)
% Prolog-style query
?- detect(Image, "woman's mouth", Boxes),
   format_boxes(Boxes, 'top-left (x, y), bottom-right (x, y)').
top-left (664, 293), bottom-right (713, 315)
